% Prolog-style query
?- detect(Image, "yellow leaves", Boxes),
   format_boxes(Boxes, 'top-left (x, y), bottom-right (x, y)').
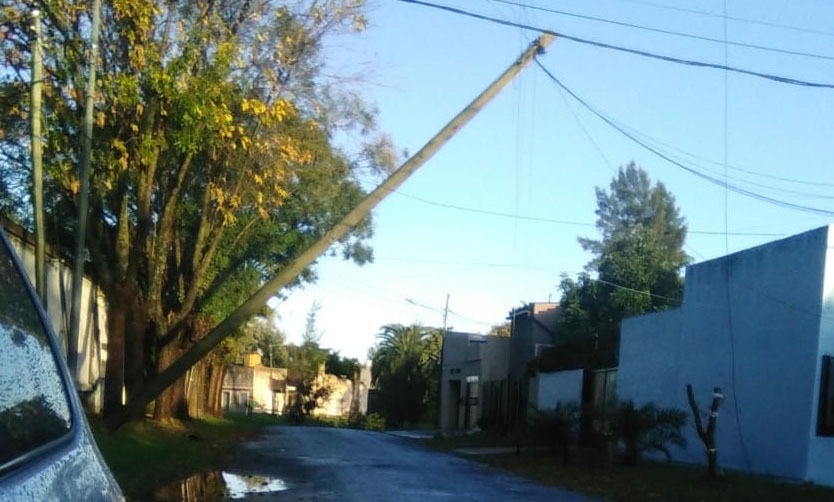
top-left (130, 123), bottom-right (139, 133)
top-left (130, 45), bottom-right (147, 69)
top-left (96, 111), bottom-right (106, 128)
top-left (353, 14), bottom-right (367, 32)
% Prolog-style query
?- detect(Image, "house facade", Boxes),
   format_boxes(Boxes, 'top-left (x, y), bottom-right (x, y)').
top-left (439, 331), bottom-right (510, 431)
top-left (222, 358), bottom-right (289, 414)
top-left (222, 356), bottom-right (371, 416)
top-left (618, 225), bottom-right (834, 485)
top-left (439, 303), bottom-right (564, 433)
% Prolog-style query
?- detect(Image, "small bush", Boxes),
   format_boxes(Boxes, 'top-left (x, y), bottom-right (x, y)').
top-left (615, 401), bottom-right (687, 465)
top-left (527, 402), bottom-right (580, 464)
top-left (343, 411), bottom-right (386, 431)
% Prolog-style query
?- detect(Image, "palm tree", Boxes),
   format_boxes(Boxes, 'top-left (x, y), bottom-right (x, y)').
top-left (371, 324), bottom-right (439, 427)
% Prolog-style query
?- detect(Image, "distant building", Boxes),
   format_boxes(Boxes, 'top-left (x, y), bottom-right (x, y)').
top-left (221, 355), bottom-right (371, 416)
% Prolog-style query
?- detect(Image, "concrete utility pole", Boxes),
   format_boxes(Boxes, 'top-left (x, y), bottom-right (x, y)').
top-left (68, 0), bottom-right (102, 380)
top-left (111, 33), bottom-right (556, 428)
top-left (30, 9), bottom-right (45, 304)
top-left (442, 293), bottom-right (450, 333)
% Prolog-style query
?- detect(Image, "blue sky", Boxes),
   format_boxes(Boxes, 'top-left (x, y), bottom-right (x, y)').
top-left (271, 0), bottom-right (834, 360)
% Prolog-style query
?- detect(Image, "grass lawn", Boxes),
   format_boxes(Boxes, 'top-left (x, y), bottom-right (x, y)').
top-left (423, 433), bottom-right (834, 502)
top-left (91, 413), bottom-right (281, 500)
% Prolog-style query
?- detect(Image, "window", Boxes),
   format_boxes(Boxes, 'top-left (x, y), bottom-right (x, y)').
top-left (817, 355), bottom-right (834, 436)
top-left (0, 242), bottom-right (72, 469)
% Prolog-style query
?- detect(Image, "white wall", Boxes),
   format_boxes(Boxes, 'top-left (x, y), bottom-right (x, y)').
top-left (806, 227), bottom-right (834, 485)
top-left (6, 231), bottom-right (107, 407)
top-left (533, 369), bottom-right (583, 410)
top-left (619, 226), bottom-right (832, 482)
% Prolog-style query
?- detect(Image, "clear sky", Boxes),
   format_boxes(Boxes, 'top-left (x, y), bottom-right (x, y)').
top-left (271, 0), bottom-right (834, 361)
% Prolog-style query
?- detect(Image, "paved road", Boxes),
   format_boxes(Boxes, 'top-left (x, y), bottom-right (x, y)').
top-left (223, 426), bottom-right (593, 501)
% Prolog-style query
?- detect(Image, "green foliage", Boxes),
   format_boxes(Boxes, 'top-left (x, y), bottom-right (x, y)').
top-left (302, 302), bottom-right (324, 344)
top-left (347, 412), bottom-right (386, 431)
top-left (488, 322), bottom-right (512, 337)
top-left (0, 0), bottom-right (388, 417)
top-left (527, 402), bottom-right (580, 463)
top-left (286, 341), bottom-right (331, 421)
top-left (220, 316), bottom-right (287, 367)
top-left (551, 163), bottom-right (689, 370)
top-left (325, 351), bottom-right (361, 378)
top-left (612, 401), bottom-right (688, 466)
top-left (370, 324), bottom-right (441, 427)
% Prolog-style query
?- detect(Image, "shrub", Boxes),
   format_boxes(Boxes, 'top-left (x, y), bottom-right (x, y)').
top-left (527, 402), bottom-right (580, 464)
top-left (615, 401), bottom-right (687, 465)
top-left (345, 412), bottom-right (386, 431)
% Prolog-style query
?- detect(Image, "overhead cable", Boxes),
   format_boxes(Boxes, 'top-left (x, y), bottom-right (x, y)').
top-left (488, 0), bottom-right (834, 61)
top-left (611, 0), bottom-right (834, 38)
top-left (534, 59), bottom-right (834, 217)
top-left (394, 191), bottom-right (787, 236)
top-left (397, 0), bottom-right (834, 89)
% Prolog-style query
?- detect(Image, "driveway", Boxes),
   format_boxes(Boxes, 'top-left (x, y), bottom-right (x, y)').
top-left (223, 426), bottom-right (594, 501)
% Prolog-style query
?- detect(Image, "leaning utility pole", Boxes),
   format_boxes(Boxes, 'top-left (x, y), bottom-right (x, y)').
top-left (30, 9), bottom-right (45, 303)
top-left (68, 0), bottom-right (103, 381)
top-left (111, 33), bottom-right (556, 428)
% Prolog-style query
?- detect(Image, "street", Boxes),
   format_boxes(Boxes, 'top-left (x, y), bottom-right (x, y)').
top-left (221, 426), bottom-right (592, 501)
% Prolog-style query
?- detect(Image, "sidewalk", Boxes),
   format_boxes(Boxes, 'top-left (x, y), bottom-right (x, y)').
top-left (385, 429), bottom-right (436, 439)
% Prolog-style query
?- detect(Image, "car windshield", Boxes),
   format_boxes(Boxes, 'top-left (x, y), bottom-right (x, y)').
top-left (0, 242), bottom-right (72, 468)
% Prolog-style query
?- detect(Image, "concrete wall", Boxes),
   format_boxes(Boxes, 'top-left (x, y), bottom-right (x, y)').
top-left (619, 310), bottom-right (682, 409)
top-left (5, 224), bottom-right (108, 410)
top-left (251, 367), bottom-right (287, 414)
top-left (532, 369), bottom-right (583, 410)
top-left (805, 227), bottom-right (834, 485)
top-left (618, 226), bottom-right (832, 482)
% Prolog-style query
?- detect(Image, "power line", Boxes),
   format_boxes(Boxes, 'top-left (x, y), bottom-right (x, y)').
top-left (487, 0), bottom-right (834, 61)
top-left (396, 0), bottom-right (834, 89)
top-left (394, 191), bottom-right (787, 237)
top-left (534, 59), bottom-right (834, 217)
top-left (610, 0), bottom-right (834, 38)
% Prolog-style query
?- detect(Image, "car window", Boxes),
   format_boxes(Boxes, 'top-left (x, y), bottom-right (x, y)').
top-left (0, 241), bottom-right (72, 468)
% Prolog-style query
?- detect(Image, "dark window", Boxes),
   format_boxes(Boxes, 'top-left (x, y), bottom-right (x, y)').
top-left (818, 355), bottom-right (834, 436)
top-left (0, 241), bottom-right (72, 468)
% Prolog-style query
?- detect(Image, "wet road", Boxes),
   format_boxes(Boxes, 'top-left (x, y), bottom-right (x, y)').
top-left (223, 426), bottom-right (593, 501)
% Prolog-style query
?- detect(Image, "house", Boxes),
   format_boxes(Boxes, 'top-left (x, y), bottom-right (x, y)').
top-left (508, 302), bottom-right (560, 382)
top-left (439, 303), bottom-right (568, 433)
top-left (222, 355), bottom-right (288, 414)
top-left (439, 331), bottom-right (509, 431)
top-left (221, 355), bottom-right (371, 416)
top-left (618, 225), bottom-right (834, 485)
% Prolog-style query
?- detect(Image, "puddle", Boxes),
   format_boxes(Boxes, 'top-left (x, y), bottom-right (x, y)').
top-left (223, 472), bottom-right (289, 499)
top-left (154, 471), bottom-right (289, 500)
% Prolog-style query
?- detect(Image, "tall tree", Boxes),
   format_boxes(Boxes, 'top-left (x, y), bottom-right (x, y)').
top-left (0, 0), bottom-right (391, 419)
top-left (549, 162), bottom-right (689, 369)
top-left (371, 323), bottom-right (440, 427)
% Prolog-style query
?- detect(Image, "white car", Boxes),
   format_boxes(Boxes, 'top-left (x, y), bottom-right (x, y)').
top-left (0, 228), bottom-right (122, 501)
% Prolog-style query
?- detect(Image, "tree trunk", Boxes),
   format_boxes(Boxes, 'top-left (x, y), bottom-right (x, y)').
top-left (686, 384), bottom-right (724, 479)
top-left (186, 358), bottom-right (207, 419)
top-left (207, 361), bottom-right (226, 417)
top-left (103, 294), bottom-right (127, 417)
top-left (153, 337), bottom-right (189, 420)
top-left (124, 290), bottom-right (148, 401)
